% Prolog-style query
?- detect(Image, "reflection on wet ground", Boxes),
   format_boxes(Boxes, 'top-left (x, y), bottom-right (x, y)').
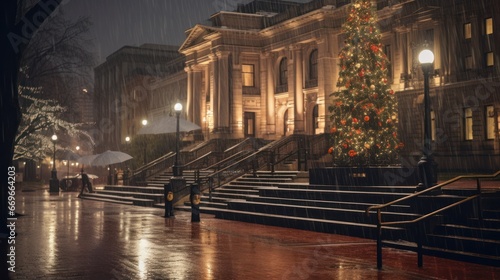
top-left (10, 186), bottom-right (500, 279)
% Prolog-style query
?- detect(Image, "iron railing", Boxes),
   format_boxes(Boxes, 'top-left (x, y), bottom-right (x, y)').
top-left (366, 170), bottom-right (500, 269)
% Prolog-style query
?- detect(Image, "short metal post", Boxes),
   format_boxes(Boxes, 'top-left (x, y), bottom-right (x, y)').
top-left (417, 226), bottom-right (423, 267)
top-left (164, 183), bottom-right (174, 218)
top-left (190, 184), bottom-right (201, 222)
top-left (377, 223), bottom-right (382, 269)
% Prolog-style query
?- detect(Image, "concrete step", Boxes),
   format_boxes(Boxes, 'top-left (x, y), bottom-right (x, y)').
top-left (79, 192), bottom-right (155, 207)
top-left (382, 240), bottom-right (500, 267)
top-left (425, 234), bottom-right (500, 256)
top-left (104, 185), bottom-right (164, 193)
top-left (212, 208), bottom-right (406, 240)
top-left (275, 183), bottom-right (416, 193)
top-left (256, 187), bottom-right (410, 204)
top-left (433, 224), bottom-right (500, 240)
top-left (78, 194), bottom-right (133, 206)
top-left (96, 190), bottom-right (164, 203)
top-left (226, 200), bottom-right (421, 225)
top-left (245, 196), bottom-right (412, 212)
top-left (213, 188), bottom-right (260, 195)
top-left (205, 191), bottom-right (259, 200)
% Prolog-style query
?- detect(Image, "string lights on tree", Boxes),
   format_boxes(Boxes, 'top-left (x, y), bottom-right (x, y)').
top-left (328, 0), bottom-right (402, 166)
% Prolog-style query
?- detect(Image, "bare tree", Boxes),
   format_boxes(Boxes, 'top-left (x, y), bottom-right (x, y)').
top-left (1, 0), bottom-right (63, 277)
top-left (19, 14), bottom-right (95, 106)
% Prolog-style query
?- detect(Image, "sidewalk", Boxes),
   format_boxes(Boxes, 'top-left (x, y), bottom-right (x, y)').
top-left (7, 184), bottom-right (500, 279)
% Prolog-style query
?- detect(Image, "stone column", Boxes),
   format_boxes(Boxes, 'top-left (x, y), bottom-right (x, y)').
top-left (293, 46), bottom-right (305, 133)
top-left (317, 35), bottom-right (334, 134)
top-left (265, 52), bottom-right (276, 135)
top-left (217, 51), bottom-right (230, 133)
top-left (192, 68), bottom-right (203, 139)
top-left (209, 52), bottom-right (219, 135)
top-left (203, 65), bottom-right (211, 136)
top-left (231, 52), bottom-right (244, 138)
top-left (185, 66), bottom-right (194, 122)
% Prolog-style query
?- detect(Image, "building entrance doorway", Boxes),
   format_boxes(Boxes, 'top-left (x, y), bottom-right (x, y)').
top-left (244, 112), bottom-right (255, 138)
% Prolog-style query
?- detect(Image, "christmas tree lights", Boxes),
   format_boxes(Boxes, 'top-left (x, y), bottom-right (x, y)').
top-left (328, 0), bottom-right (402, 166)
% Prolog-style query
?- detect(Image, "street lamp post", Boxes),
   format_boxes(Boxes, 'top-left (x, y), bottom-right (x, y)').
top-left (49, 134), bottom-right (59, 193)
top-left (142, 119), bottom-right (148, 165)
top-left (165, 102), bottom-right (185, 218)
top-left (416, 48), bottom-right (438, 192)
top-left (174, 103), bottom-right (182, 176)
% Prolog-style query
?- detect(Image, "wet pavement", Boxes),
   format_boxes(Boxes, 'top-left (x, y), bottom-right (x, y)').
top-left (7, 183), bottom-right (500, 279)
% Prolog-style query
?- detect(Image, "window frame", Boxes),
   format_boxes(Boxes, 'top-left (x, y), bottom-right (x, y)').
top-left (485, 17), bottom-right (493, 35)
top-left (464, 22), bottom-right (472, 40)
top-left (279, 58), bottom-right (288, 86)
top-left (309, 49), bottom-right (318, 81)
top-left (486, 105), bottom-right (495, 140)
top-left (464, 108), bottom-right (473, 141)
top-left (486, 52), bottom-right (494, 67)
top-left (242, 64), bottom-right (255, 87)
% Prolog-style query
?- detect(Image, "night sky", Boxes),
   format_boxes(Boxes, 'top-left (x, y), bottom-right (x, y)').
top-left (61, 0), bottom-right (225, 62)
top-left (61, 0), bottom-right (310, 63)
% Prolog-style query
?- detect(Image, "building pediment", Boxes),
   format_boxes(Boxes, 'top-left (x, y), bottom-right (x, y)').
top-left (179, 25), bottom-right (215, 54)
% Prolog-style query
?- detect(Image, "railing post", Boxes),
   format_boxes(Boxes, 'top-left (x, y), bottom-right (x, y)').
top-left (377, 222), bottom-right (382, 269)
top-left (269, 151), bottom-right (275, 174)
top-left (208, 177), bottom-right (213, 202)
top-left (417, 224), bottom-right (423, 267)
top-left (375, 209), bottom-right (383, 269)
top-left (477, 177), bottom-right (483, 222)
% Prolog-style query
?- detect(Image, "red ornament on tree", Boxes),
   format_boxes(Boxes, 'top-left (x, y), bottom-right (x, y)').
top-left (348, 150), bottom-right (357, 157)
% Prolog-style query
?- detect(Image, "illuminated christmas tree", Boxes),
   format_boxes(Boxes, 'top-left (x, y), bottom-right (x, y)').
top-left (328, 0), bottom-right (402, 166)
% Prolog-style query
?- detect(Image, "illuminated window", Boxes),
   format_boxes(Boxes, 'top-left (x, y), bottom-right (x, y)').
top-left (464, 108), bottom-right (473, 140)
top-left (242, 64), bottom-right (255, 87)
top-left (309, 49), bottom-right (318, 80)
top-left (279, 58), bottom-right (288, 86)
top-left (486, 105), bottom-right (495, 140)
top-left (464, 22), bottom-right (472, 39)
top-left (485, 18), bottom-right (493, 35)
top-left (486, 52), bottom-right (494, 67)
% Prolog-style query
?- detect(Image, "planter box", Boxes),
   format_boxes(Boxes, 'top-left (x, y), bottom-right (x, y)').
top-left (309, 166), bottom-right (419, 186)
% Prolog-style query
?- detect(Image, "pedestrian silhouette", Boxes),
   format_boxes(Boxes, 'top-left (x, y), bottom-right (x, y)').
top-left (78, 172), bottom-right (93, 197)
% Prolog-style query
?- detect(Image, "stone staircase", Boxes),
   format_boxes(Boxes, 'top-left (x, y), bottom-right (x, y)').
top-left (79, 170), bottom-right (213, 207)
top-left (177, 171), bottom-right (500, 266)
top-left (178, 171), bottom-right (417, 238)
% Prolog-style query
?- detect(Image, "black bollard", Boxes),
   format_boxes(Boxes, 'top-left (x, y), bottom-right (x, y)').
top-left (190, 184), bottom-right (201, 222)
top-left (164, 183), bottom-right (174, 217)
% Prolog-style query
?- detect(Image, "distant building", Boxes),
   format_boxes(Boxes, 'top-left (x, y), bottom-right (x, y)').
top-left (93, 44), bottom-right (185, 151)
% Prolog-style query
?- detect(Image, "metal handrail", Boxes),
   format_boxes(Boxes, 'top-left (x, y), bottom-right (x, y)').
top-left (366, 170), bottom-right (500, 269)
top-left (202, 135), bottom-right (305, 198)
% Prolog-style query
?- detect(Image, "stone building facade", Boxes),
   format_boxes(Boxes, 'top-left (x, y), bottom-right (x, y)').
top-left (94, 0), bottom-right (500, 171)
top-left (93, 44), bottom-right (185, 151)
top-left (177, 0), bottom-right (500, 171)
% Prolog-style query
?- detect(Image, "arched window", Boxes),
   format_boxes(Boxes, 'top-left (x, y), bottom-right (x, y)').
top-left (309, 49), bottom-right (318, 80)
top-left (279, 58), bottom-right (288, 86)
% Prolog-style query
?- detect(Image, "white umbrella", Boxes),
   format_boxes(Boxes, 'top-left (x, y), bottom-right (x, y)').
top-left (137, 115), bottom-right (201, 135)
top-left (75, 173), bottom-right (99, 179)
top-left (77, 154), bottom-right (99, 166)
top-left (56, 149), bottom-right (80, 161)
top-left (90, 150), bottom-right (133, 166)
